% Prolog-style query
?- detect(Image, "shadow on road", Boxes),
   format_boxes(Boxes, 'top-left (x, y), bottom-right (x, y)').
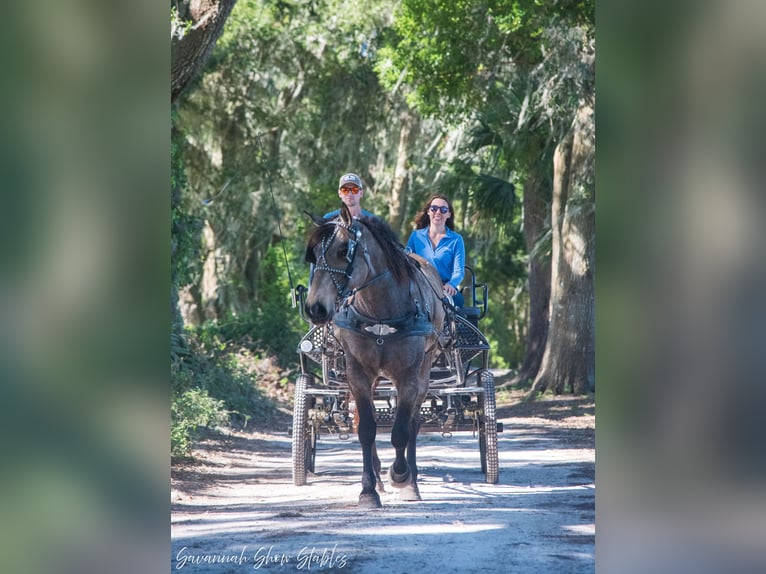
top-left (172, 399), bottom-right (595, 573)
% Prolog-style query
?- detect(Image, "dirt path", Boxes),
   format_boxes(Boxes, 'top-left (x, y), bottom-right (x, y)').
top-left (171, 381), bottom-right (595, 573)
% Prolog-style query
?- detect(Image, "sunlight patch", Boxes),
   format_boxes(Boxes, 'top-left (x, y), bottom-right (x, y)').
top-left (337, 522), bottom-right (507, 535)
top-left (562, 523), bottom-right (595, 535)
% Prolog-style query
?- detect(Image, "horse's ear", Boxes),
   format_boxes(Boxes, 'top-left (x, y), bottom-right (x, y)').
top-left (304, 210), bottom-right (326, 227)
top-left (339, 203), bottom-right (352, 226)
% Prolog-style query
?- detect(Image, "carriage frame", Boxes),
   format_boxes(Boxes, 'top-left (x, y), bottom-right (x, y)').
top-left (291, 266), bottom-right (501, 486)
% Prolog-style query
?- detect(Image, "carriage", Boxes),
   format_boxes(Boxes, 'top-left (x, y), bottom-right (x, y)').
top-left (291, 265), bottom-right (501, 489)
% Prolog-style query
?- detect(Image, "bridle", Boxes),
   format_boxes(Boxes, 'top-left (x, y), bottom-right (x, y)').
top-left (312, 218), bottom-right (392, 303)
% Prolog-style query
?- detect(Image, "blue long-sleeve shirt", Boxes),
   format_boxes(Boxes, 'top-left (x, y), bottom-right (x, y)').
top-left (406, 227), bottom-right (465, 289)
top-left (323, 208), bottom-right (376, 220)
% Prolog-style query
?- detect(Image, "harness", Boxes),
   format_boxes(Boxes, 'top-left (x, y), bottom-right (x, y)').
top-left (334, 302), bottom-right (436, 345)
top-left (312, 218), bottom-right (438, 345)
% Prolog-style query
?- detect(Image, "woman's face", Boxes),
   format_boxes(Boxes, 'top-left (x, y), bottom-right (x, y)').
top-left (428, 197), bottom-right (451, 225)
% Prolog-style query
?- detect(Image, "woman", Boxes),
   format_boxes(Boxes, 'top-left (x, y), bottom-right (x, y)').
top-left (406, 194), bottom-right (465, 308)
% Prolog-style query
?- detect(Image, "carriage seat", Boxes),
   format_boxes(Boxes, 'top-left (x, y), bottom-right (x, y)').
top-left (456, 266), bottom-right (487, 328)
top-left (455, 305), bottom-right (481, 327)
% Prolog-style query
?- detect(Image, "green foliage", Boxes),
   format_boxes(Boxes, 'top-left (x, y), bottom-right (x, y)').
top-left (175, 0), bottom-right (406, 321)
top-left (372, 1), bottom-right (596, 377)
top-left (171, 325), bottom-right (284, 456)
top-left (171, 6), bottom-right (194, 41)
top-left (171, 388), bottom-right (226, 457)
top-left (171, 122), bottom-right (203, 289)
top-left (253, 245), bottom-right (307, 363)
top-left (376, 0), bottom-right (512, 117)
top-left (170, 0), bottom-right (594, 401)
top-left (377, 0), bottom-right (594, 127)
top-left (170, 238), bottom-right (301, 455)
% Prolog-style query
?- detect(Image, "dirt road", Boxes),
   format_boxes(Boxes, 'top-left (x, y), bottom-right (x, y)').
top-left (171, 387), bottom-right (594, 573)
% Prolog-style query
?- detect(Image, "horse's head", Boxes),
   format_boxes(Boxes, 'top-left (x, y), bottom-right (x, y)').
top-left (304, 204), bottom-right (367, 324)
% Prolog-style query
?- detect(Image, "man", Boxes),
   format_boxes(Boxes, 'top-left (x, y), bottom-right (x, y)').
top-left (308, 173), bottom-right (377, 288)
top-left (323, 173), bottom-right (376, 220)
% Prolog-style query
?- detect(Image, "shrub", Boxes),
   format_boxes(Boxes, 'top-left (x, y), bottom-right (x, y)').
top-left (171, 388), bottom-right (226, 457)
top-left (171, 325), bottom-right (286, 457)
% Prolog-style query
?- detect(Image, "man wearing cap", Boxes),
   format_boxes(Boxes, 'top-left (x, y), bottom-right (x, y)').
top-left (323, 173), bottom-right (376, 220)
top-left (308, 172), bottom-right (379, 291)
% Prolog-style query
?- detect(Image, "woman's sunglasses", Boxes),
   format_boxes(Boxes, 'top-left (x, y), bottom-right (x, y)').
top-left (340, 186), bottom-right (361, 195)
top-left (428, 205), bottom-right (449, 214)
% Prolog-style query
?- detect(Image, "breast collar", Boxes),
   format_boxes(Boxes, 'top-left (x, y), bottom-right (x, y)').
top-left (333, 297), bottom-right (436, 345)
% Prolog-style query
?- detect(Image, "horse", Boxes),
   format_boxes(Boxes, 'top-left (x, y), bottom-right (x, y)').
top-left (304, 204), bottom-right (446, 508)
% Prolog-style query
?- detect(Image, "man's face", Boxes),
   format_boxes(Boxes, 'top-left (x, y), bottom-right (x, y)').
top-left (338, 185), bottom-right (363, 207)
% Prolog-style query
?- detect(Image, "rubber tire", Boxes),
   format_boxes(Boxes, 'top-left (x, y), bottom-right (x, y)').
top-left (478, 369), bottom-right (499, 484)
top-left (292, 373), bottom-right (313, 486)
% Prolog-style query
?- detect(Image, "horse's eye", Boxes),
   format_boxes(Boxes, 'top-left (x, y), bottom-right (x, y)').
top-left (338, 245), bottom-right (348, 258)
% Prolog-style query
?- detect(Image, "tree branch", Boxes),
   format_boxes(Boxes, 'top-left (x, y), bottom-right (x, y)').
top-left (171, 0), bottom-right (239, 105)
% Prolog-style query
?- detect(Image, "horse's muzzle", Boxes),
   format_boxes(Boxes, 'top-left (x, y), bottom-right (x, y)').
top-left (305, 301), bottom-right (332, 324)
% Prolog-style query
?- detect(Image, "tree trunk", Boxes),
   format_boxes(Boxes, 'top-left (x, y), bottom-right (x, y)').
top-left (171, 0), bottom-right (239, 105)
top-left (510, 170), bottom-right (551, 384)
top-left (530, 101), bottom-right (595, 396)
top-left (388, 112), bottom-right (419, 235)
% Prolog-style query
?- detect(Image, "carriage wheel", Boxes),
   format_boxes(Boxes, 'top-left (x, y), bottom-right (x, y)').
top-left (477, 369), bottom-right (499, 484)
top-left (292, 373), bottom-right (315, 486)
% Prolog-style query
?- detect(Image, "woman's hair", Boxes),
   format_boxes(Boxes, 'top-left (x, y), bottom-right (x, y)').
top-left (412, 194), bottom-right (456, 230)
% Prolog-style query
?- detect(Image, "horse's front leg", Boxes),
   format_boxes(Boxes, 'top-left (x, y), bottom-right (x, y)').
top-left (405, 416), bottom-right (421, 489)
top-left (355, 396), bottom-right (382, 508)
top-left (371, 442), bottom-right (385, 493)
top-left (389, 358), bottom-right (431, 501)
top-left (388, 398), bottom-right (422, 501)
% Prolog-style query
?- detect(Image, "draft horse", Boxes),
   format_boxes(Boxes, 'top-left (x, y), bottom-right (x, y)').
top-left (304, 205), bottom-right (445, 508)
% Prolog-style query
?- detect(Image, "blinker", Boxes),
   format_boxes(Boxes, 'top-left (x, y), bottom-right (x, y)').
top-left (346, 226), bottom-right (362, 263)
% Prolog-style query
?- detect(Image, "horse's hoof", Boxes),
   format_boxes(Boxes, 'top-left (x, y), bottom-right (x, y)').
top-left (358, 491), bottom-right (382, 508)
top-left (398, 483), bottom-right (422, 501)
top-left (388, 464), bottom-right (411, 487)
top-left (376, 480), bottom-right (387, 493)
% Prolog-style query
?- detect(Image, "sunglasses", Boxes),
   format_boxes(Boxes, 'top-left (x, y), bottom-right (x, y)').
top-left (428, 205), bottom-right (449, 214)
top-left (340, 186), bottom-right (361, 195)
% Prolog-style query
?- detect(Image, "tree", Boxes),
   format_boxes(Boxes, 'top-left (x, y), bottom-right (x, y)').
top-left (527, 22), bottom-right (595, 395)
top-left (170, 0), bottom-right (589, 375)
top-left (171, 0), bottom-right (240, 338)
top-left (516, 159), bottom-right (552, 382)
top-left (530, 98), bottom-right (595, 395)
top-left (376, 0), bottom-right (595, 393)
top-left (171, 0), bottom-right (240, 105)
top-left (173, 0), bottom-right (439, 329)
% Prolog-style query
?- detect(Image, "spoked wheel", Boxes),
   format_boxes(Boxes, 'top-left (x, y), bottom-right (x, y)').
top-left (292, 373), bottom-right (315, 486)
top-left (477, 369), bottom-right (499, 484)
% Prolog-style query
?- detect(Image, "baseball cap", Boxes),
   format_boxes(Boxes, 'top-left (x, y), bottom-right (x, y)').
top-left (338, 173), bottom-right (363, 189)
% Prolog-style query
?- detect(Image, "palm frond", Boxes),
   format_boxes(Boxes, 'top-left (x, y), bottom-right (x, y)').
top-left (471, 174), bottom-right (516, 225)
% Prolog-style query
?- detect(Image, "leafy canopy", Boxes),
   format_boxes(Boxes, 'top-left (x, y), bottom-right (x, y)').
top-left (376, 0), bottom-right (594, 117)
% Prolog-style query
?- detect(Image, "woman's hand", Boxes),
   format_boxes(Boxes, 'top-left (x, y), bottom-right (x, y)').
top-left (443, 283), bottom-right (457, 297)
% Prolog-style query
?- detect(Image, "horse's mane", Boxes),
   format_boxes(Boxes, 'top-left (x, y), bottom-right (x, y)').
top-left (306, 215), bottom-right (415, 284)
top-left (357, 215), bottom-right (415, 283)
